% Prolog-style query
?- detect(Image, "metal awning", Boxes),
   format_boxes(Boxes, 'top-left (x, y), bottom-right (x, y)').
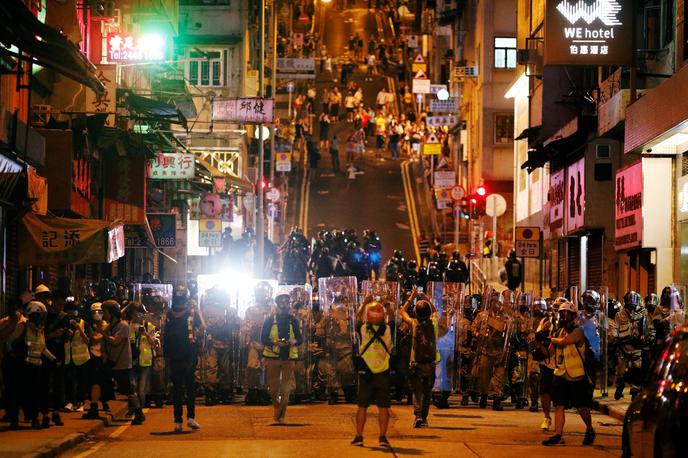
top-left (515, 125), bottom-right (542, 141)
top-left (118, 90), bottom-right (188, 128)
top-left (0, 0), bottom-right (104, 94)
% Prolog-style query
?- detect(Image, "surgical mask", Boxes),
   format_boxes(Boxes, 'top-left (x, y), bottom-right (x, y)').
top-left (28, 313), bottom-right (45, 327)
top-left (92, 311), bottom-right (103, 322)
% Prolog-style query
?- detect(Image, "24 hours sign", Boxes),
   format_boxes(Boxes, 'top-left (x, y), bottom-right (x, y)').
top-left (544, 0), bottom-right (633, 66)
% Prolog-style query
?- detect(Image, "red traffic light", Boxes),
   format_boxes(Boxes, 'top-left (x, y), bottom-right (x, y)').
top-left (476, 186), bottom-right (487, 196)
top-left (470, 197), bottom-right (478, 205)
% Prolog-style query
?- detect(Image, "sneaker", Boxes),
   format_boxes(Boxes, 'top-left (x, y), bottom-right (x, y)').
top-left (52, 412), bottom-right (64, 426)
top-left (63, 403), bottom-right (74, 412)
top-left (350, 435), bottom-right (363, 446)
top-left (82, 408), bottom-right (99, 420)
top-left (187, 418), bottom-right (201, 430)
top-left (420, 419), bottom-right (428, 428)
top-left (540, 418), bottom-right (553, 431)
top-left (41, 416), bottom-right (50, 429)
top-left (131, 410), bottom-right (145, 426)
top-left (413, 417), bottom-right (423, 428)
top-left (582, 429), bottom-right (596, 446)
top-left (479, 394), bottom-right (488, 408)
top-left (76, 404), bottom-right (84, 413)
top-left (102, 402), bottom-right (111, 412)
top-left (379, 436), bottom-right (391, 448)
top-left (174, 422), bottom-right (183, 433)
top-left (542, 434), bottom-right (564, 446)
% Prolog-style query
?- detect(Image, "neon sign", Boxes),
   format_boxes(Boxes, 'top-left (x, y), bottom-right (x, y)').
top-left (107, 33), bottom-right (166, 63)
top-left (544, 0), bottom-right (632, 66)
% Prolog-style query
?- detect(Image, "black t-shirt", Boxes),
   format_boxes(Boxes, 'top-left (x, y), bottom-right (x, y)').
top-left (164, 310), bottom-right (201, 361)
top-left (45, 311), bottom-right (67, 360)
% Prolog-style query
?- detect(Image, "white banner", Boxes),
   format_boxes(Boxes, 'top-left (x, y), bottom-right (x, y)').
top-left (149, 153), bottom-right (195, 179)
top-left (426, 115), bottom-right (457, 127)
top-left (213, 98), bottom-right (275, 124)
top-left (429, 98), bottom-right (458, 113)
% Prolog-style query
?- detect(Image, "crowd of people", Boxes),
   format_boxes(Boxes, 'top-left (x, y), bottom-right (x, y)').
top-left (0, 255), bottom-right (685, 449)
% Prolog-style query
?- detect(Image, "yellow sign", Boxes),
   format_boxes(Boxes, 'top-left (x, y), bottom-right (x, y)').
top-left (423, 143), bottom-right (441, 155)
top-left (412, 62), bottom-right (427, 73)
top-left (276, 152), bottom-right (291, 162)
top-left (435, 189), bottom-right (451, 200)
top-left (199, 218), bottom-right (222, 232)
top-left (515, 226), bottom-right (541, 241)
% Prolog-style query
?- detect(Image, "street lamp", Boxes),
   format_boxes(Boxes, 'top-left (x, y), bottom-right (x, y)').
top-left (436, 88), bottom-right (449, 101)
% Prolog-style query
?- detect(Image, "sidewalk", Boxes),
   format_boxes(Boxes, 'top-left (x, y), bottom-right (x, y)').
top-left (593, 388), bottom-right (631, 422)
top-left (0, 399), bottom-right (128, 458)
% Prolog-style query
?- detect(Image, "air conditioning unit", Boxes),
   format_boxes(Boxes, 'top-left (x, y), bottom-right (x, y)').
top-left (595, 144), bottom-right (611, 160)
top-left (30, 105), bottom-right (51, 126)
top-left (517, 49), bottom-right (536, 65)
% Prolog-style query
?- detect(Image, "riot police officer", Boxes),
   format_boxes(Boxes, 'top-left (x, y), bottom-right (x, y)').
top-left (614, 291), bottom-right (647, 400)
top-left (244, 282), bottom-right (273, 405)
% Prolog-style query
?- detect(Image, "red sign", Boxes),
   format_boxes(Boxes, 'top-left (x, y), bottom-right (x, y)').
top-left (106, 33), bottom-right (166, 63)
top-left (103, 154), bottom-right (146, 225)
top-left (549, 168), bottom-right (565, 236)
top-left (615, 161), bottom-right (642, 251)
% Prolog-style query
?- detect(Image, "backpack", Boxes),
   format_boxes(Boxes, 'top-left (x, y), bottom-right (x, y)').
top-left (412, 319), bottom-right (437, 364)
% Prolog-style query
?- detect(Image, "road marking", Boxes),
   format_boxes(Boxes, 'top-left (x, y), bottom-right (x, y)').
top-left (396, 223), bottom-right (410, 230)
top-left (73, 409), bottom-right (150, 458)
top-left (320, 173), bottom-right (335, 178)
top-left (317, 190), bottom-right (329, 195)
top-left (401, 160), bottom-right (421, 263)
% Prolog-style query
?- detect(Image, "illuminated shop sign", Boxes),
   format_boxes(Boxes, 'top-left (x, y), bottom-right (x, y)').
top-left (107, 33), bottom-right (167, 63)
top-left (544, 0), bottom-right (632, 66)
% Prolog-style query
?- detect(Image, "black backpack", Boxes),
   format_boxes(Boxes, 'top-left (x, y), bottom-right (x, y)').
top-left (412, 319), bottom-right (437, 364)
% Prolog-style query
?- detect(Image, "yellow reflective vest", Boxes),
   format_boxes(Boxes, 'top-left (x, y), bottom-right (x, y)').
top-left (263, 316), bottom-right (298, 360)
top-left (553, 328), bottom-right (586, 380)
top-left (65, 319), bottom-right (90, 366)
top-left (25, 326), bottom-right (46, 367)
top-left (130, 322), bottom-right (155, 367)
top-left (360, 324), bottom-right (392, 374)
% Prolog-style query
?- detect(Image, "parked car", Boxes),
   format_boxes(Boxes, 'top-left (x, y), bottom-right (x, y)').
top-left (622, 325), bottom-right (688, 457)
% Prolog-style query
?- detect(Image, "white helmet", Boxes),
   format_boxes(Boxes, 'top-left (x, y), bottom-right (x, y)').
top-left (90, 302), bottom-right (103, 312)
top-left (26, 301), bottom-right (47, 315)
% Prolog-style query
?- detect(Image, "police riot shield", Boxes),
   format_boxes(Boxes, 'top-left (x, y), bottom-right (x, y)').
top-left (510, 291), bottom-right (533, 405)
top-left (132, 283), bottom-right (172, 406)
top-left (427, 282), bottom-right (464, 395)
top-left (361, 280), bottom-right (401, 349)
top-left (237, 279), bottom-right (278, 397)
top-left (276, 284), bottom-right (313, 397)
top-left (583, 286), bottom-right (608, 395)
top-left (318, 276), bottom-right (358, 400)
top-left (195, 274), bottom-right (242, 403)
top-left (457, 291), bottom-right (480, 398)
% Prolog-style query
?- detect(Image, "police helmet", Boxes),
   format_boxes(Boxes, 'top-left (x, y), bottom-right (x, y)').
top-left (644, 293), bottom-right (659, 313)
top-left (660, 285), bottom-right (683, 312)
top-left (623, 291), bottom-right (642, 310)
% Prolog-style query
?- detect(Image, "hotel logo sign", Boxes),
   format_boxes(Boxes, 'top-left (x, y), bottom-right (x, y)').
top-left (544, 0), bottom-right (632, 66)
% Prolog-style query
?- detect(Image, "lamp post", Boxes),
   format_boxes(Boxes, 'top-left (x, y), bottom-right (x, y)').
top-left (256, 0), bottom-right (266, 277)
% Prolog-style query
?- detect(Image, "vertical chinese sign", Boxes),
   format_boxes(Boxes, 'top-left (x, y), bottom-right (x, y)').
top-left (615, 161), bottom-right (642, 251)
top-left (566, 157), bottom-right (585, 233)
top-left (103, 153), bottom-right (146, 225)
top-left (549, 168), bottom-right (565, 237)
top-left (85, 64), bottom-right (116, 125)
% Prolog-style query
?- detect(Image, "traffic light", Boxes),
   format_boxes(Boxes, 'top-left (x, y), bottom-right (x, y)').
top-left (476, 185), bottom-right (487, 197)
top-left (468, 191), bottom-right (487, 219)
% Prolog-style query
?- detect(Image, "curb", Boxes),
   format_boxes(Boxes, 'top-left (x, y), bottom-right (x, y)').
top-left (21, 404), bottom-right (129, 458)
top-left (593, 398), bottom-right (626, 422)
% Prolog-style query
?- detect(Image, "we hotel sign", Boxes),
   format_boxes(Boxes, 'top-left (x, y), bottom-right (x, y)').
top-left (545, 0), bottom-right (633, 66)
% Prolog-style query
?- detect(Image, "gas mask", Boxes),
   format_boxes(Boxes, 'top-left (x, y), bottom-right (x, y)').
top-left (28, 312), bottom-right (46, 327)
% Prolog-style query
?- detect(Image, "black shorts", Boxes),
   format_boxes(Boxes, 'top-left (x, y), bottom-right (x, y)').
top-left (357, 371), bottom-right (391, 408)
top-left (551, 376), bottom-right (593, 409)
top-left (540, 365), bottom-right (554, 395)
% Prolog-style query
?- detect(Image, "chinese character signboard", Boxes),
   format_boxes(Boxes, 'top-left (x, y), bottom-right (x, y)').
top-left (429, 98), bottom-right (458, 113)
top-left (149, 153), bottom-right (195, 179)
top-left (85, 64), bottom-right (116, 125)
top-left (515, 226), bottom-right (541, 258)
top-left (19, 212), bottom-right (123, 265)
top-left (433, 171), bottom-right (456, 189)
top-left (106, 33), bottom-right (167, 63)
top-left (199, 218), bottom-right (222, 247)
top-left (103, 154), bottom-right (146, 225)
top-left (566, 157), bottom-right (585, 233)
top-left (213, 98), bottom-right (275, 124)
top-left (426, 115), bottom-right (458, 127)
top-left (615, 161), bottom-right (642, 251)
top-left (544, 0), bottom-right (633, 65)
top-left (549, 168), bottom-right (565, 236)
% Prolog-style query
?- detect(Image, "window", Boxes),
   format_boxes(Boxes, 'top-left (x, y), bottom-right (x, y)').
top-left (187, 50), bottom-right (224, 87)
top-left (495, 114), bottom-right (514, 144)
top-left (494, 37), bottom-right (517, 69)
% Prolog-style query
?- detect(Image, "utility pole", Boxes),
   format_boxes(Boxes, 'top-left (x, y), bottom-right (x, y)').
top-left (268, 0), bottom-right (278, 243)
top-left (256, 0), bottom-right (266, 277)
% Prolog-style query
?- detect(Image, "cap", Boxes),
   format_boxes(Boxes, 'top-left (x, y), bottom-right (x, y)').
top-left (34, 284), bottom-right (51, 295)
top-left (90, 302), bottom-right (103, 312)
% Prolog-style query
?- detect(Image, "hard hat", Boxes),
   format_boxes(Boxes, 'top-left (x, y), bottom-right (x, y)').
top-left (558, 302), bottom-right (577, 314)
top-left (34, 284), bottom-right (51, 295)
top-left (90, 302), bottom-right (103, 312)
top-left (366, 301), bottom-right (386, 324)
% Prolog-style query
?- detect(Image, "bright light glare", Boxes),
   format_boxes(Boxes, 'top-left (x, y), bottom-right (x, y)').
top-left (476, 186), bottom-right (487, 196)
top-left (436, 88), bottom-right (449, 101)
top-left (254, 125), bottom-right (270, 140)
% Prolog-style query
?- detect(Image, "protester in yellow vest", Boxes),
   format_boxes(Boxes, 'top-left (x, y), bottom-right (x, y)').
top-left (261, 294), bottom-right (302, 424)
top-left (351, 300), bottom-right (393, 449)
top-left (63, 300), bottom-right (90, 412)
top-left (542, 302), bottom-right (596, 447)
top-left (126, 302), bottom-right (158, 409)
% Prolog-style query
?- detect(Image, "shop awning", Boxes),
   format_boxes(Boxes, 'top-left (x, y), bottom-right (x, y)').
top-left (19, 212), bottom-right (124, 266)
top-left (118, 90), bottom-right (188, 128)
top-left (152, 78), bottom-right (198, 119)
top-left (97, 127), bottom-right (157, 159)
top-left (226, 174), bottom-right (254, 193)
top-left (0, 0), bottom-right (104, 94)
top-left (0, 153), bottom-right (23, 206)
